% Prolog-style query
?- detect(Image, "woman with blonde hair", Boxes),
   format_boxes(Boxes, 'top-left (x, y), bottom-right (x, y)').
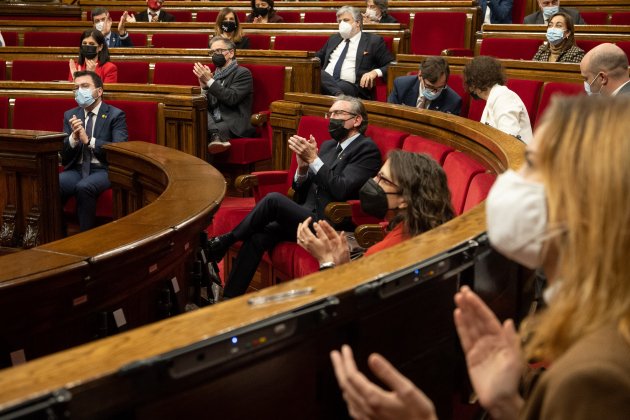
top-left (533, 12), bottom-right (585, 63)
top-left (330, 95), bottom-right (630, 419)
top-left (214, 7), bottom-right (249, 50)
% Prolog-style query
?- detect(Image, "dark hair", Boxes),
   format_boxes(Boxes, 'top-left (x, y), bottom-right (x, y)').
top-left (91, 7), bottom-right (110, 21)
top-left (387, 150), bottom-right (454, 236)
top-left (214, 7), bottom-right (244, 44)
top-left (250, 0), bottom-right (276, 14)
top-left (209, 36), bottom-right (236, 54)
top-left (372, 0), bottom-right (389, 15)
top-left (72, 70), bottom-right (104, 89)
top-left (335, 94), bottom-right (368, 134)
top-left (463, 55), bottom-right (506, 92)
top-left (420, 56), bottom-right (450, 84)
top-left (78, 29), bottom-right (110, 67)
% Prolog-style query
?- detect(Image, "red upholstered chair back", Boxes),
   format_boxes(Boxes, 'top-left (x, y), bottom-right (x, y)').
top-left (107, 100), bottom-right (158, 143)
top-left (506, 79), bottom-right (543, 121)
top-left (402, 135), bottom-right (455, 165)
top-left (0, 61), bottom-right (5, 81)
top-left (239, 64), bottom-right (285, 114)
top-left (195, 11), bottom-right (218, 22)
top-left (447, 73), bottom-right (469, 117)
top-left (512, 0), bottom-right (527, 24)
top-left (169, 11), bottom-right (193, 22)
top-left (280, 11), bottom-right (302, 23)
top-left (463, 172), bottom-right (496, 212)
top-left (479, 38), bottom-right (541, 60)
top-left (303, 11), bottom-right (338, 23)
top-left (467, 96), bottom-right (485, 122)
top-left (0, 97), bottom-right (9, 128)
top-left (580, 12), bottom-right (608, 25)
top-left (12, 60), bottom-right (68, 81)
top-left (364, 126), bottom-right (407, 157)
top-left (616, 41), bottom-right (630, 59)
top-left (24, 32), bottom-right (79, 47)
top-left (389, 12), bottom-right (410, 26)
top-left (153, 62), bottom-right (199, 85)
top-left (575, 40), bottom-right (602, 53)
top-left (247, 34), bottom-right (272, 49)
top-left (116, 61), bottom-right (150, 83)
top-left (274, 35), bottom-right (328, 52)
top-left (536, 81), bottom-right (584, 126)
top-left (442, 151), bottom-right (486, 215)
top-left (128, 33), bottom-right (148, 47)
top-left (611, 12), bottom-right (630, 25)
top-left (13, 97), bottom-right (76, 131)
top-left (1, 31), bottom-right (18, 46)
top-left (411, 12), bottom-right (467, 55)
top-left (151, 33), bottom-right (209, 48)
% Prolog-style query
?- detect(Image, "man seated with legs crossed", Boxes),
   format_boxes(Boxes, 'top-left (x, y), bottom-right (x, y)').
top-left (60, 70), bottom-right (128, 232)
top-left (209, 96), bottom-right (382, 298)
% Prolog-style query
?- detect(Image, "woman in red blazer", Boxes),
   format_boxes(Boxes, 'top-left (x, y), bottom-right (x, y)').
top-left (68, 29), bottom-right (118, 83)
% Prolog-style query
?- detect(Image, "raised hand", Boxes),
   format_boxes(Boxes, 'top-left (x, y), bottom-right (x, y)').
top-left (192, 62), bottom-right (213, 87)
top-left (85, 58), bottom-right (97, 71)
top-left (359, 70), bottom-right (378, 89)
top-left (118, 11), bottom-right (130, 36)
top-left (69, 115), bottom-right (88, 144)
top-left (68, 59), bottom-right (78, 76)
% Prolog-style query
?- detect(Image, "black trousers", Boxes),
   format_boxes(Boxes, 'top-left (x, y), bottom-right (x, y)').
top-left (320, 70), bottom-right (363, 98)
top-left (224, 192), bottom-right (316, 297)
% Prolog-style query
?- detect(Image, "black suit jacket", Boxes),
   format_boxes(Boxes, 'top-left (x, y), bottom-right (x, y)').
top-left (523, 7), bottom-right (585, 24)
top-left (107, 32), bottom-right (133, 48)
top-left (292, 134), bottom-right (381, 228)
top-left (388, 75), bottom-right (463, 116)
top-left (206, 65), bottom-right (256, 138)
top-left (379, 14), bottom-right (398, 24)
top-left (135, 9), bottom-right (176, 22)
top-left (62, 102), bottom-right (128, 169)
top-left (316, 32), bottom-right (394, 99)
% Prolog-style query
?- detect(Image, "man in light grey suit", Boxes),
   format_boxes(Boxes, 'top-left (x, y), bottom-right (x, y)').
top-left (580, 43), bottom-right (630, 96)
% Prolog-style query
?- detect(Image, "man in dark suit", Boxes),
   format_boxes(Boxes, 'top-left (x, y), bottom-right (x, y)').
top-left (580, 43), bottom-right (630, 96)
top-left (316, 6), bottom-right (394, 100)
top-left (523, 0), bottom-right (585, 24)
top-left (209, 96), bottom-right (382, 297)
top-left (388, 56), bottom-right (462, 115)
top-left (193, 36), bottom-right (255, 154)
top-left (133, 0), bottom-right (176, 22)
top-left (60, 71), bottom-right (128, 232)
top-left (92, 8), bottom-right (134, 48)
top-left (480, 0), bottom-right (513, 24)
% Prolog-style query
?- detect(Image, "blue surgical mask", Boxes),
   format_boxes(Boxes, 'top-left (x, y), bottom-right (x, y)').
top-left (421, 79), bottom-right (443, 101)
top-left (546, 28), bottom-right (565, 45)
top-left (584, 73), bottom-right (602, 96)
top-left (543, 5), bottom-right (559, 20)
top-left (75, 87), bottom-right (96, 108)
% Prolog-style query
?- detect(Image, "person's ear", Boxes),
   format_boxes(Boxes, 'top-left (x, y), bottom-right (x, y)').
top-left (398, 199), bottom-right (407, 209)
top-left (353, 115), bottom-right (362, 128)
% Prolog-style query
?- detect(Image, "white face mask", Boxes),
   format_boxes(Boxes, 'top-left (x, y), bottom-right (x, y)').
top-left (95, 21), bottom-right (105, 32)
top-left (365, 8), bottom-right (378, 21)
top-left (339, 21), bottom-right (354, 39)
top-left (486, 170), bottom-right (548, 269)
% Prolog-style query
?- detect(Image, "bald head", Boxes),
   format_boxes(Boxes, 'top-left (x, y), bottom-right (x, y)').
top-left (580, 43), bottom-right (630, 95)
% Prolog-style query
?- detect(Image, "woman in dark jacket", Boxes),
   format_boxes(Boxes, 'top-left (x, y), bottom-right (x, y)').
top-left (246, 0), bottom-right (284, 23)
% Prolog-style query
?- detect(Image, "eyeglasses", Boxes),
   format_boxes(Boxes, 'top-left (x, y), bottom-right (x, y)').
top-left (208, 48), bottom-right (231, 55)
top-left (375, 172), bottom-right (400, 190)
top-left (540, 0), bottom-right (559, 7)
top-left (325, 110), bottom-right (357, 119)
top-left (421, 78), bottom-right (447, 95)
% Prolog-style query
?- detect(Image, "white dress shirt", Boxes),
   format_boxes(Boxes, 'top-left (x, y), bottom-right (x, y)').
top-left (481, 84), bottom-right (533, 144)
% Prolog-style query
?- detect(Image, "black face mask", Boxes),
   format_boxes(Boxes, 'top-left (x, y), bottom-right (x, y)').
top-left (212, 53), bottom-right (227, 68)
top-left (359, 178), bottom-right (393, 220)
top-left (328, 118), bottom-right (351, 142)
top-left (81, 45), bottom-right (98, 59)
top-left (470, 91), bottom-right (482, 101)
top-left (221, 21), bottom-right (237, 33)
top-left (255, 7), bottom-right (270, 17)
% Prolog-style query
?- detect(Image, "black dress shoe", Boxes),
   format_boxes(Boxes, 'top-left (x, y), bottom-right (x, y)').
top-left (207, 233), bottom-right (233, 262)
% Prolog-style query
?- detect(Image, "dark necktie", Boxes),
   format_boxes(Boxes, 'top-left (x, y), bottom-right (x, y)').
top-left (81, 112), bottom-right (94, 178)
top-left (332, 39), bottom-right (351, 81)
top-left (335, 143), bottom-right (343, 159)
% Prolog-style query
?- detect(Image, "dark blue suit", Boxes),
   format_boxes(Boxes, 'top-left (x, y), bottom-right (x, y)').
top-left (60, 102), bottom-right (128, 231)
top-left (388, 75), bottom-right (463, 116)
top-left (106, 32), bottom-right (133, 48)
top-left (481, 0), bottom-right (513, 24)
top-left (316, 32), bottom-right (394, 100)
top-left (224, 134), bottom-right (381, 297)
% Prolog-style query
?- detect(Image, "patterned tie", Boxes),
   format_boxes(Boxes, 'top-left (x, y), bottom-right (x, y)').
top-left (81, 112), bottom-right (94, 178)
top-left (417, 95), bottom-right (427, 109)
top-left (335, 143), bottom-right (343, 159)
top-left (332, 39), bottom-right (351, 81)
top-left (150, 12), bottom-right (158, 22)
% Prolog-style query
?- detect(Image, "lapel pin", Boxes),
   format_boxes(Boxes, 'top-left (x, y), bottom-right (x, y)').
top-left (101, 114), bottom-right (107, 119)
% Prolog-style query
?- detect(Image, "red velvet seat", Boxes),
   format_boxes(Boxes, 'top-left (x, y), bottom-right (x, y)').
top-left (303, 11), bottom-right (338, 23)
top-left (402, 135), bottom-right (455, 165)
top-left (128, 33), bottom-right (148, 48)
top-left (411, 12), bottom-right (467, 55)
top-left (195, 11), bottom-right (219, 23)
top-left (0, 97), bottom-right (9, 128)
top-left (274, 35), bottom-right (328, 52)
top-left (151, 33), bottom-right (209, 48)
top-left (279, 11), bottom-right (302, 23)
top-left (576, 40), bottom-right (602, 53)
top-left (247, 34), bottom-right (271, 49)
top-left (479, 38), bottom-right (541, 60)
top-left (446, 73), bottom-right (469, 117)
top-left (611, 12), bottom-right (630, 25)
top-left (389, 12), bottom-right (410, 26)
top-left (115, 61), bottom-right (150, 84)
top-left (512, 0), bottom-right (527, 24)
top-left (535, 81), bottom-right (584, 126)
top-left (153, 62), bottom-right (199, 85)
top-left (580, 12), bottom-right (608, 25)
top-left (442, 151), bottom-right (486, 215)
top-left (24, 32), bottom-right (79, 47)
top-left (169, 11), bottom-right (193, 22)
top-left (1, 31), bottom-right (18, 46)
top-left (12, 60), bottom-right (68, 82)
top-left (616, 41), bottom-right (630, 60)
top-left (107, 100), bottom-right (158, 143)
top-left (463, 172), bottom-right (496, 213)
top-left (12, 97), bottom-right (75, 131)
top-left (0, 61), bottom-right (5, 81)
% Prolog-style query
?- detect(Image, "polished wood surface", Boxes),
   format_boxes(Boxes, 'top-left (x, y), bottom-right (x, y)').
top-left (0, 129), bottom-right (65, 248)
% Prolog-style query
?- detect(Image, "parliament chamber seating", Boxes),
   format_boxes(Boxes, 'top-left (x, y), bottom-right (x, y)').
top-left (277, 11), bottom-right (301, 23)
top-left (302, 10), bottom-right (338, 23)
top-left (479, 38), bottom-right (542, 60)
top-left (115, 61), bottom-right (150, 83)
top-left (411, 12), bottom-right (469, 55)
top-left (535, 81), bottom-right (584, 126)
top-left (151, 33), bottom-right (209, 48)
top-left (1, 31), bottom-right (17, 47)
top-left (580, 11), bottom-right (609, 25)
top-left (611, 12), bottom-right (630, 25)
top-left (23, 31), bottom-right (78, 47)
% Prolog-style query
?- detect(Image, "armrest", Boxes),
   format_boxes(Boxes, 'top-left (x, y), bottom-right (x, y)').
top-left (235, 170), bottom-right (290, 198)
top-left (355, 224), bottom-right (386, 249)
top-left (324, 202), bottom-right (353, 225)
top-left (235, 174), bottom-right (259, 193)
top-left (441, 48), bottom-right (474, 57)
top-left (250, 110), bottom-right (269, 127)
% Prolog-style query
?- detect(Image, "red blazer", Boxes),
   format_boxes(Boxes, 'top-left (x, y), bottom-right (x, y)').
top-left (68, 61), bottom-right (118, 83)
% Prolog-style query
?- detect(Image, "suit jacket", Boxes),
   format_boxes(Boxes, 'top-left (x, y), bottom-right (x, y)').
top-left (617, 81), bottom-right (630, 96)
top-left (523, 7), bottom-right (585, 24)
top-left (135, 9), bottom-right (176, 22)
top-left (316, 32), bottom-right (394, 99)
top-left (521, 324), bottom-right (630, 420)
top-left (61, 102), bottom-right (128, 169)
top-left (292, 134), bottom-right (381, 228)
top-left (481, 0), bottom-right (513, 24)
top-left (388, 75), bottom-right (463, 116)
top-left (206, 65), bottom-right (256, 138)
top-left (107, 32), bottom-right (133, 48)
top-left (378, 14), bottom-right (398, 24)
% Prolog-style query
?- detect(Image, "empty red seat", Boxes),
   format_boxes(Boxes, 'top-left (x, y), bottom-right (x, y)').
top-left (364, 126), bottom-right (407, 157)
top-left (107, 100), bottom-right (158, 143)
top-left (128, 33), bottom-right (148, 48)
top-left (402, 135), bottom-right (454, 165)
top-left (247, 34), bottom-right (271, 49)
top-left (303, 11), bottom-right (338, 23)
top-left (463, 172), bottom-right (496, 212)
top-left (576, 40), bottom-right (602, 53)
top-left (274, 35), bottom-right (328, 52)
top-left (616, 41), bottom-right (630, 60)
top-left (151, 33), bottom-right (209, 48)
top-left (1, 31), bottom-right (18, 46)
top-left (480, 38), bottom-right (541, 60)
top-left (115, 61), bottom-right (150, 84)
top-left (611, 12), bottom-right (630, 25)
top-left (13, 97), bottom-right (75, 131)
top-left (195, 11), bottom-right (219, 23)
top-left (411, 12), bottom-right (467, 55)
top-left (153, 62), bottom-right (199, 85)
top-left (169, 11), bottom-right (193, 22)
top-left (580, 12), bottom-right (608, 25)
top-left (0, 96), bottom-right (9, 128)
top-left (279, 11), bottom-right (302, 23)
top-left (389, 12), bottom-right (410, 26)
top-left (0, 61), bottom-right (5, 81)
top-left (536, 81), bottom-right (584, 126)
top-left (11, 60), bottom-right (68, 82)
top-left (24, 32), bottom-right (79, 47)
top-left (443, 151), bottom-right (486, 215)
top-left (446, 73), bottom-right (469, 117)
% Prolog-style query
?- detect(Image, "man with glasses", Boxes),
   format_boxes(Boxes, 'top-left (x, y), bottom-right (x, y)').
top-left (580, 43), bottom-right (630, 96)
top-left (207, 96), bottom-right (381, 298)
top-left (524, 0), bottom-right (585, 24)
top-left (91, 8), bottom-right (134, 48)
top-left (193, 36), bottom-right (255, 154)
top-left (388, 56), bottom-right (462, 115)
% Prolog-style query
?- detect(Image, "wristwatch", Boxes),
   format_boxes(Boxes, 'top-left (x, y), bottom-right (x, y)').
top-left (319, 261), bottom-right (336, 270)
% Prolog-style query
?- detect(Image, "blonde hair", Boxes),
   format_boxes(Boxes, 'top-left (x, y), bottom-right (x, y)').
top-left (214, 7), bottom-right (244, 44)
top-left (525, 95), bottom-right (630, 361)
